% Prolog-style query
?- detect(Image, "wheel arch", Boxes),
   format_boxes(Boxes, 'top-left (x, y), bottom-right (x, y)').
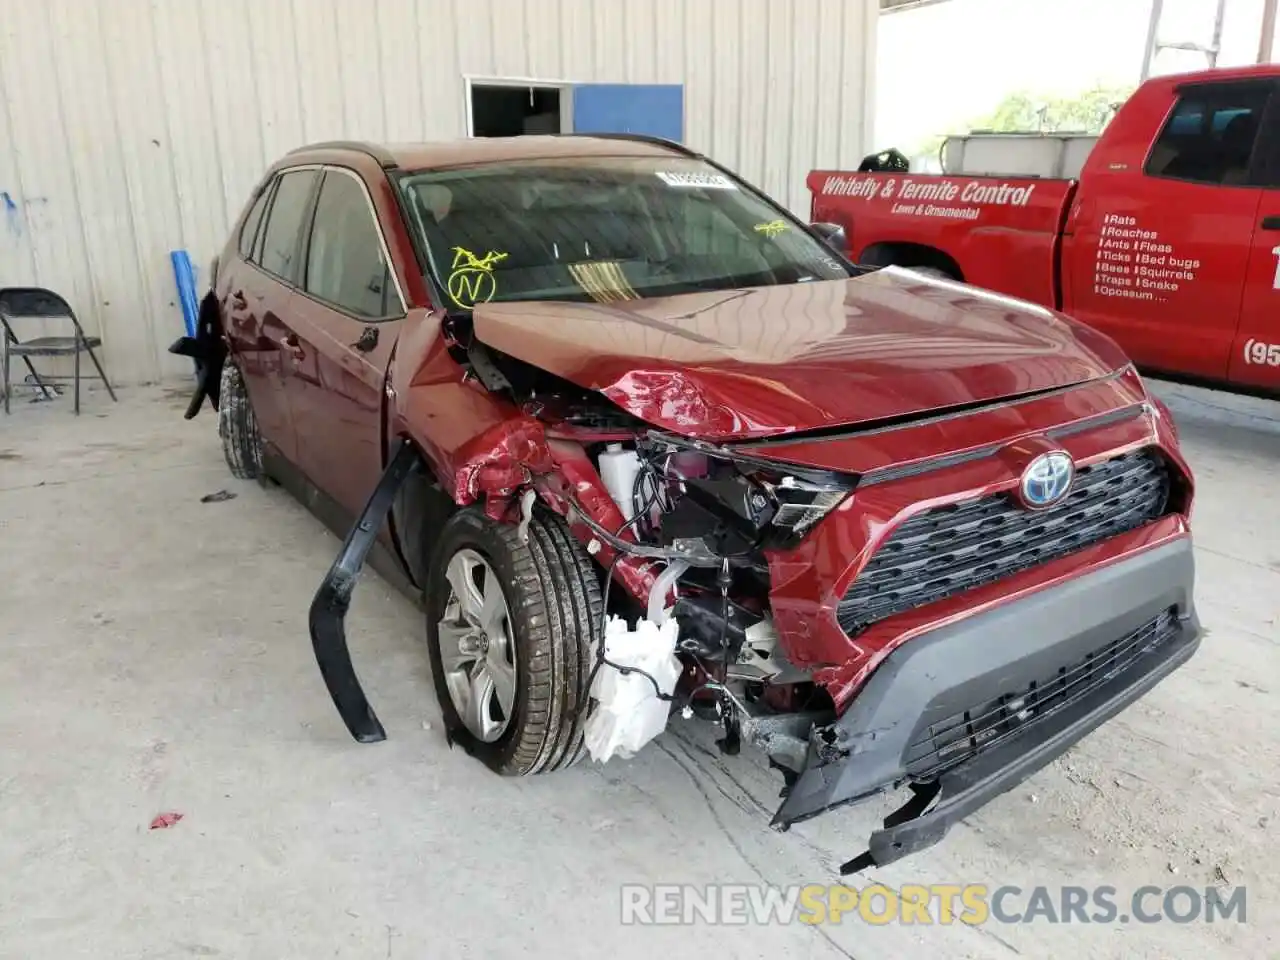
top-left (390, 441), bottom-right (459, 589)
top-left (858, 241), bottom-right (964, 281)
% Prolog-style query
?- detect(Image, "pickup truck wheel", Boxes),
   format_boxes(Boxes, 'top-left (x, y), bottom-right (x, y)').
top-left (425, 507), bottom-right (602, 775)
top-left (217, 360), bottom-right (262, 480)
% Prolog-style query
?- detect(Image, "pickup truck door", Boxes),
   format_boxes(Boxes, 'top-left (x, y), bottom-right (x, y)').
top-left (1065, 78), bottom-right (1273, 380)
top-left (1230, 101), bottom-right (1280, 390)
top-left (283, 167), bottom-right (406, 520)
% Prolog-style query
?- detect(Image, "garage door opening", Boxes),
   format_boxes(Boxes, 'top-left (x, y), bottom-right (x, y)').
top-left (468, 83), bottom-right (565, 137)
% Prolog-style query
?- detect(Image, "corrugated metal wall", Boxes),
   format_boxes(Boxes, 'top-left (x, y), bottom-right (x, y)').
top-left (0, 0), bottom-right (876, 385)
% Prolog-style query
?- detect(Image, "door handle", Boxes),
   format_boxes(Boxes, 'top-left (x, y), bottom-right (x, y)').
top-left (280, 332), bottom-right (305, 359)
top-left (1261, 216), bottom-right (1280, 230)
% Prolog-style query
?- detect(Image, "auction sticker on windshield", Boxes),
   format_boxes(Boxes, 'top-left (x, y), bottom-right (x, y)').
top-left (656, 171), bottom-right (737, 189)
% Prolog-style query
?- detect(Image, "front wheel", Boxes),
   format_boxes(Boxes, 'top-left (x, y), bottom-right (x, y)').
top-left (424, 508), bottom-right (602, 775)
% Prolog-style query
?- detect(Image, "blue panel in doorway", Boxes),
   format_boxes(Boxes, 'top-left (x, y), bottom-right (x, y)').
top-left (571, 84), bottom-right (684, 142)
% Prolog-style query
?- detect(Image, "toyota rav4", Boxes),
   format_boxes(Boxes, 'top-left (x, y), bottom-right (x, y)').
top-left (171, 134), bottom-right (1201, 873)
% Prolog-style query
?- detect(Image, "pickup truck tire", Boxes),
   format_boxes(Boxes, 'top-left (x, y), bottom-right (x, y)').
top-left (425, 507), bottom-right (602, 776)
top-left (217, 360), bottom-right (262, 480)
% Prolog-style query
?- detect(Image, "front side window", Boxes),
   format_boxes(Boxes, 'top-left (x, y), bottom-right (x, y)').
top-left (1145, 83), bottom-right (1271, 185)
top-left (303, 171), bottom-right (394, 319)
top-left (258, 170), bottom-right (318, 282)
top-left (396, 157), bottom-right (852, 312)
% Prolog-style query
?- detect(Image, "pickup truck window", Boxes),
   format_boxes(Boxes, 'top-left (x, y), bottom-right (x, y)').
top-left (397, 158), bottom-right (852, 311)
top-left (1145, 84), bottom-right (1270, 186)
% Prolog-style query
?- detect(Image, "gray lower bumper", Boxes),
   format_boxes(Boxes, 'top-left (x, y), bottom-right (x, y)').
top-left (773, 537), bottom-right (1200, 869)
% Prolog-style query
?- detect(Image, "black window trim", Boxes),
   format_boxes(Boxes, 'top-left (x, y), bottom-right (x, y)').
top-left (294, 165), bottom-right (407, 323)
top-left (1143, 77), bottom-right (1280, 189)
top-left (249, 175), bottom-right (280, 265)
top-left (238, 180), bottom-right (273, 260)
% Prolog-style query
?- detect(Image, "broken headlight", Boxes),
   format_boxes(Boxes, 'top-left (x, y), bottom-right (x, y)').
top-left (764, 475), bottom-right (852, 545)
top-left (658, 451), bottom-right (854, 555)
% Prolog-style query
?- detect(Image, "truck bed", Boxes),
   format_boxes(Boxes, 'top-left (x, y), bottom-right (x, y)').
top-left (809, 171), bottom-right (1076, 309)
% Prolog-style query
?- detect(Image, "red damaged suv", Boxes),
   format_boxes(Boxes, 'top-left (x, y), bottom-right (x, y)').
top-left (172, 135), bottom-right (1200, 873)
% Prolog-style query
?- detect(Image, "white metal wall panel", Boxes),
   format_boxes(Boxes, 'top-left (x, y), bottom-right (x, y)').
top-left (0, 0), bottom-right (876, 386)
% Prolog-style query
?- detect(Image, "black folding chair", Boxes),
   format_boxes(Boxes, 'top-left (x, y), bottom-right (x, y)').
top-left (1, 287), bottom-right (117, 415)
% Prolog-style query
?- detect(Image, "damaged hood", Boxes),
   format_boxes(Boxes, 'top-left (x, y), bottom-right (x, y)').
top-left (472, 267), bottom-right (1132, 441)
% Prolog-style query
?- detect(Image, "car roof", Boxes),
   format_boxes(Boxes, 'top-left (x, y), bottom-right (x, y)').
top-left (1146, 63), bottom-right (1280, 87)
top-left (284, 135), bottom-right (690, 173)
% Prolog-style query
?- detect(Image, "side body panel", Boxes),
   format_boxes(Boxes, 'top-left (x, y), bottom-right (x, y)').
top-left (285, 295), bottom-right (400, 518)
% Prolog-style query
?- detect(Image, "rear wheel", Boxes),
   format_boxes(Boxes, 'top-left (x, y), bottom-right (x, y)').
top-left (217, 360), bottom-right (262, 480)
top-left (425, 507), bottom-right (602, 775)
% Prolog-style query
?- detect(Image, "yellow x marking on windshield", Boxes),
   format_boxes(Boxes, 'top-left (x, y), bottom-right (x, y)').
top-left (451, 247), bottom-right (509, 272)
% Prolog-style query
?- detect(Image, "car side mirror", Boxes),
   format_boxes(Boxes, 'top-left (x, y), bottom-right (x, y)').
top-left (810, 222), bottom-right (849, 256)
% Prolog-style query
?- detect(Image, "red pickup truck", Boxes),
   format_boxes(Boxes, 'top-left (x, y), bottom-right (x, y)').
top-left (810, 64), bottom-right (1280, 395)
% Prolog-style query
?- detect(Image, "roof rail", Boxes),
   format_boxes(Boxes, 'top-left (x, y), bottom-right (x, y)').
top-left (287, 140), bottom-right (398, 169)
top-left (550, 131), bottom-right (703, 160)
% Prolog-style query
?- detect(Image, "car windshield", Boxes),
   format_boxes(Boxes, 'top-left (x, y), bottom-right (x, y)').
top-left (396, 156), bottom-right (852, 312)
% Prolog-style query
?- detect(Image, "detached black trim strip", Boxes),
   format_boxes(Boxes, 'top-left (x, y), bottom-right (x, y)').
top-left (858, 401), bottom-right (1147, 488)
top-left (1048, 402), bottom-right (1147, 440)
top-left (309, 440), bottom-right (423, 743)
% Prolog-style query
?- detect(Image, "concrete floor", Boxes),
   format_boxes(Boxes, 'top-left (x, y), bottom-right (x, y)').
top-left (1, 380), bottom-right (1277, 960)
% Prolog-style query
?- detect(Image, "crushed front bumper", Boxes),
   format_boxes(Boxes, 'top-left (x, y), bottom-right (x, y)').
top-left (771, 537), bottom-right (1200, 873)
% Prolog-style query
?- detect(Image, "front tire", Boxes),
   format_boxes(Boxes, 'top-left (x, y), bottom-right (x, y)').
top-left (425, 507), bottom-right (602, 775)
top-left (217, 360), bottom-right (262, 480)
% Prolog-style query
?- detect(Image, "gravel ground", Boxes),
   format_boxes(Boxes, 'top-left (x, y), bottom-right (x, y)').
top-left (0, 379), bottom-right (1275, 960)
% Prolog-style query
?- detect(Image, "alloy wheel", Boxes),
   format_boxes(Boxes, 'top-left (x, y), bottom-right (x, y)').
top-left (436, 548), bottom-right (517, 742)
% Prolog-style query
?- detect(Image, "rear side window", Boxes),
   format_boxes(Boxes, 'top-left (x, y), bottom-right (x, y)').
top-left (258, 170), bottom-right (317, 282)
top-left (1145, 83), bottom-right (1271, 185)
top-left (237, 184), bottom-right (272, 259)
top-left (303, 170), bottom-right (395, 318)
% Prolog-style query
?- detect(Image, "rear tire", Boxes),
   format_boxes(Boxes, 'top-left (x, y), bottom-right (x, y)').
top-left (425, 507), bottom-right (602, 775)
top-left (217, 360), bottom-right (262, 480)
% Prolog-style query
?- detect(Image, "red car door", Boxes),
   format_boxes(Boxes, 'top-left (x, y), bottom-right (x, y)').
top-left (1065, 78), bottom-right (1270, 380)
top-left (227, 168), bottom-right (321, 464)
top-left (282, 167), bottom-right (406, 518)
top-left (1229, 86), bottom-right (1280, 391)
top-left (1233, 218), bottom-right (1280, 389)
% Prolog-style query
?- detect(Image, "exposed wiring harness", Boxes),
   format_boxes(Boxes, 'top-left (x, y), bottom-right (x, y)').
top-left (630, 451), bottom-right (677, 543)
top-left (576, 467), bottom-right (676, 721)
top-left (574, 448), bottom-right (749, 751)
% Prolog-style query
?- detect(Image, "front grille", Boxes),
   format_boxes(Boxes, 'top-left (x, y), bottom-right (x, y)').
top-left (903, 608), bottom-right (1179, 779)
top-left (837, 449), bottom-right (1171, 634)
